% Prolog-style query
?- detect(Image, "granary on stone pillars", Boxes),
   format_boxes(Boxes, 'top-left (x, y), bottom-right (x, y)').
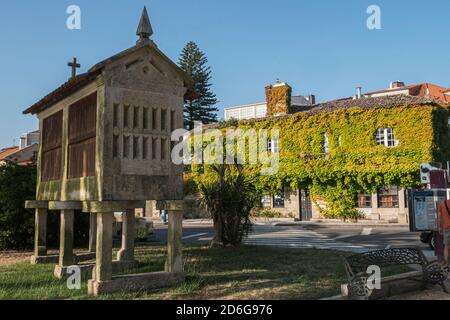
top-left (23, 6), bottom-right (192, 295)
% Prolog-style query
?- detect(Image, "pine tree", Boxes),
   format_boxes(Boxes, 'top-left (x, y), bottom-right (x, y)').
top-left (179, 41), bottom-right (219, 130)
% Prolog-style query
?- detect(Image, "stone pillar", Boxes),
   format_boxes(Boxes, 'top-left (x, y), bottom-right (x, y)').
top-left (88, 213), bottom-right (97, 253)
top-left (370, 192), bottom-right (380, 221)
top-left (398, 188), bottom-right (408, 224)
top-left (59, 210), bottom-right (75, 267)
top-left (117, 210), bottom-right (135, 262)
top-left (34, 208), bottom-right (48, 257)
top-left (94, 212), bottom-right (114, 282)
top-left (165, 210), bottom-right (183, 273)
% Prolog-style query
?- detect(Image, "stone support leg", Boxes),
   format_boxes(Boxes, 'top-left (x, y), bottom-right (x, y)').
top-left (89, 213), bottom-right (97, 253)
top-left (165, 210), bottom-right (183, 273)
top-left (34, 208), bottom-right (48, 257)
top-left (94, 212), bottom-right (114, 282)
top-left (58, 210), bottom-right (75, 267)
top-left (117, 210), bottom-right (135, 262)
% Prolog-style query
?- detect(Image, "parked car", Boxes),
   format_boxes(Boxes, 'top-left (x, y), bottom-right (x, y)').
top-left (420, 231), bottom-right (436, 250)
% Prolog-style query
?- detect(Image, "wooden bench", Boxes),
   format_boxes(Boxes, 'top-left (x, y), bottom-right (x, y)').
top-left (343, 247), bottom-right (448, 300)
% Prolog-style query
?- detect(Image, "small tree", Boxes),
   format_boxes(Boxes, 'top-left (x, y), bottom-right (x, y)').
top-left (179, 41), bottom-right (219, 130)
top-left (197, 164), bottom-right (260, 247)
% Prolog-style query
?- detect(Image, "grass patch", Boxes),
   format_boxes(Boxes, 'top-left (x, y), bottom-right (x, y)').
top-left (0, 245), bottom-right (410, 300)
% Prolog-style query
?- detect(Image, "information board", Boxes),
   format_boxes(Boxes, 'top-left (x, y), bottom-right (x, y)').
top-left (408, 189), bottom-right (448, 232)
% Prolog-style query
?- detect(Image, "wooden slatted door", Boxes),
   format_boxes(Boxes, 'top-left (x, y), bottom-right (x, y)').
top-left (68, 92), bottom-right (97, 179)
top-left (41, 111), bottom-right (63, 181)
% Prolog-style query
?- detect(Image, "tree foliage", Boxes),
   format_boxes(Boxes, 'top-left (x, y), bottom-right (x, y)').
top-left (0, 163), bottom-right (37, 250)
top-left (0, 162), bottom-right (90, 250)
top-left (179, 41), bottom-right (219, 130)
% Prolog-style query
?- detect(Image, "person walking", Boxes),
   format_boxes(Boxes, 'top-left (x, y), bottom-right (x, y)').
top-left (437, 199), bottom-right (450, 270)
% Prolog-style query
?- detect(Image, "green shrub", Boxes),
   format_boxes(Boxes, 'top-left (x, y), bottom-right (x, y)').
top-left (0, 163), bottom-right (89, 250)
top-left (196, 163), bottom-right (260, 247)
top-left (0, 163), bottom-right (37, 250)
top-left (252, 209), bottom-right (285, 218)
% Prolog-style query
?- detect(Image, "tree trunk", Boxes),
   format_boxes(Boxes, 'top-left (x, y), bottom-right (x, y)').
top-left (210, 212), bottom-right (224, 248)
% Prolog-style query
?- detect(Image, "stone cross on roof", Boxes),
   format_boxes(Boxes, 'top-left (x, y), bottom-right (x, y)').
top-left (136, 6), bottom-right (153, 45)
top-left (68, 57), bottom-right (81, 79)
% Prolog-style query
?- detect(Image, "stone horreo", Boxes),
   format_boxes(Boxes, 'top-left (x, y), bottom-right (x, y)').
top-left (23, 6), bottom-right (193, 296)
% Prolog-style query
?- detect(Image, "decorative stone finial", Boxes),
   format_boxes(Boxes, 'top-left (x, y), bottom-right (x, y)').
top-left (136, 6), bottom-right (153, 45)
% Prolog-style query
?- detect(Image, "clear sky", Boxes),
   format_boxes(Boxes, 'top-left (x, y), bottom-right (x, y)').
top-left (0, 0), bottom-right (449, 147)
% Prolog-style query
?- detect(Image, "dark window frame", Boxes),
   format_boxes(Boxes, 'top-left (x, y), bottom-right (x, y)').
top-left (273, 187), bottom-right (285, 208)
top-left (357, 194), bottom-right (372, 208)
top-left (377, 185), bottom-right (399, 208)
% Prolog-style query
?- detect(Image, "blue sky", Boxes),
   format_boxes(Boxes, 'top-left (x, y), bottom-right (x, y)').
top-left (0, 0), bottom-right (449, 147)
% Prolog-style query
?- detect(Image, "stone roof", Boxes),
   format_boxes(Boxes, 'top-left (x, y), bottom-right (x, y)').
top-left (89, 42), bottom-right (194, 87)
top-left (23, 41), bottom-right (196, 116)
top-left (200, 95), bottom-right (444, 132)
top-left (307, 95), bottom-right (441, 114)
top-left (23, 72), bottom-right (99, 115)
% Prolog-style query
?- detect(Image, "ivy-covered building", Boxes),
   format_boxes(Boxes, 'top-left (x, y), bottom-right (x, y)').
top-left (222, 81), bottom-right (450, 223)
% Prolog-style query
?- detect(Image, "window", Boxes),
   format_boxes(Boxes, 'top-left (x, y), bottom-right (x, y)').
top-left (376, 128), bottom-right (398, 147)
top-left (240, 107), bottom-right (254, 119)
top-left (226, 110), bottom-right (240, 120)
top-left (273, 188), bottom-right (285, 208)
top-left (267, 138), bottom-right (279, 153)
top-left (255, 105), bottom-right (267, 118)
top-left (357, 194), bottom-right (372, 208)
top-left (377, 185), bottom-right (399, 208)
top-left (261, 195), bottom-right (272, 208)
top-left (323, 134), bottom-right (330, 154)
top-left (272, 138), bottom-right (279, 153)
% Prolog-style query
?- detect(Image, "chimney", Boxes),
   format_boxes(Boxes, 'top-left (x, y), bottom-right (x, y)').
top-left (390, 81), bottom-right (405, 89)
top-left (308, 95), bottom-right (316, 105)
top-left (20, 135), bottom-right (26, 150)
top-left (265, 81), bottom-right (292, 116)
top-left (355, 86), bottom-right (362, 99)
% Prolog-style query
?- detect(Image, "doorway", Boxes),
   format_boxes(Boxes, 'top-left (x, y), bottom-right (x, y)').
top-left (300, 189), bottom-right (312, 221)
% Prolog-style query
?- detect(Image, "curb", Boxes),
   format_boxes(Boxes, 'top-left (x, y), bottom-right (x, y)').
top-left (273, 222), bottom-right (410, 228)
